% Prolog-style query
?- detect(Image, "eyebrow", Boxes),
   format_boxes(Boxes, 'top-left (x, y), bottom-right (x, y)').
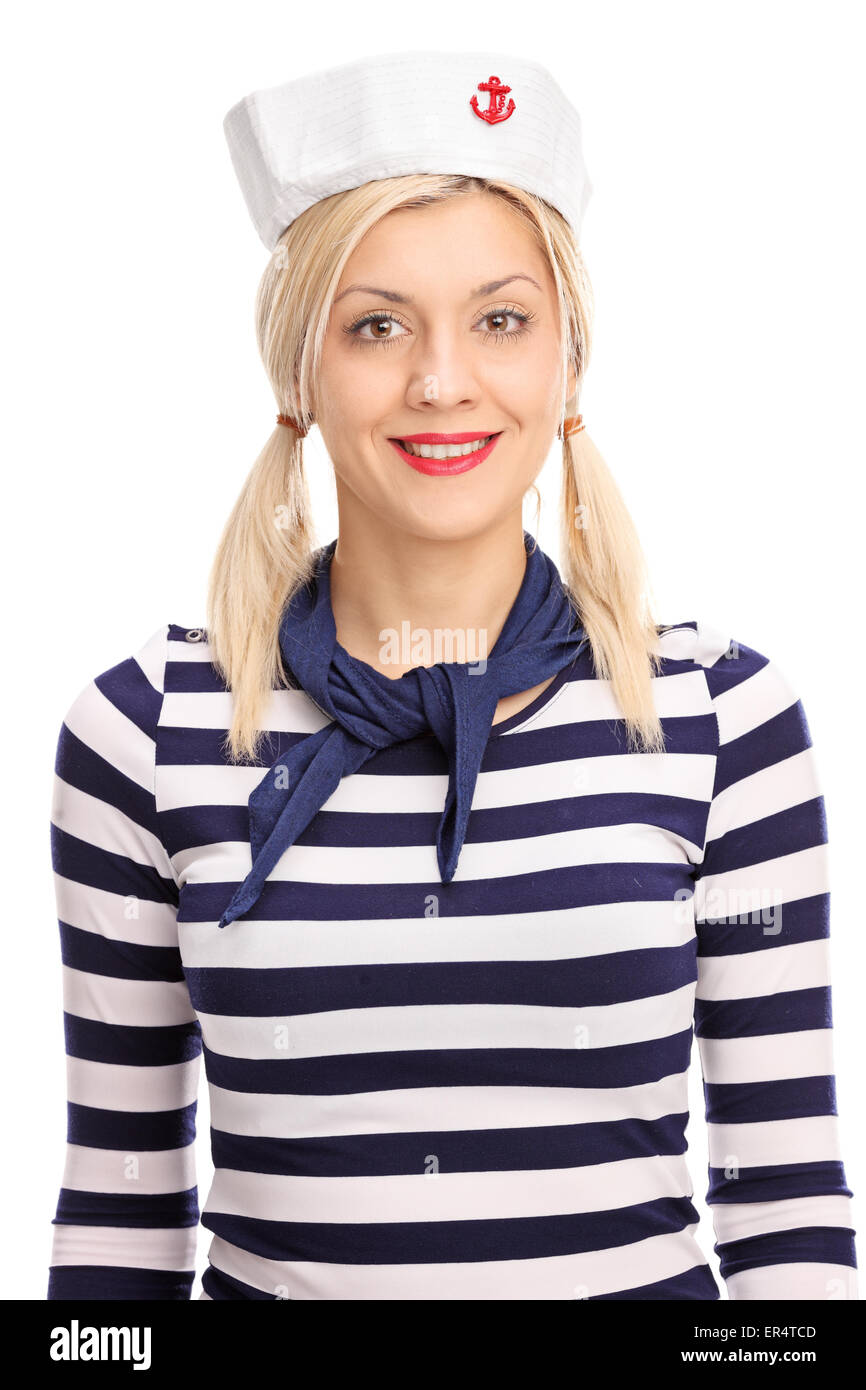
top-left (332, 273), bottom-right (543, 305)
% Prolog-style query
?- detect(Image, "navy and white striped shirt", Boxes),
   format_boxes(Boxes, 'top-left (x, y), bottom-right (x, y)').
top-left (47, 619), bottom-right (857, 1299)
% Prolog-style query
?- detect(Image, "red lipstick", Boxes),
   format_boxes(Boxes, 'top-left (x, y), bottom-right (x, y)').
top-left (388, 431), bottom-right (502, 476)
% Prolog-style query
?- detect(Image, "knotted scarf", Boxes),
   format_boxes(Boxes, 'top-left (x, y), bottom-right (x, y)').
top-left (217, 530), bottom-right (588, 927)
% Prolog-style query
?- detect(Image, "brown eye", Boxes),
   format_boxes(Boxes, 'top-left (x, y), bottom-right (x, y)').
top-left (474, 307), bottom-right (531, 338)
top-left (351, 314), bottom-right (409, 342)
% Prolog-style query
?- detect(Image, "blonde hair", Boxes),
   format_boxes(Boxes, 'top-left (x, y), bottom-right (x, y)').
top-left (207, 174), bottom-right (667, 763)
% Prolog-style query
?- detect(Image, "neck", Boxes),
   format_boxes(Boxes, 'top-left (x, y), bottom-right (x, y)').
top-left (328, 509), bottom-right (529, 679)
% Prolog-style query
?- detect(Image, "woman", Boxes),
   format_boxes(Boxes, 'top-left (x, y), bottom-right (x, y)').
top-left (47, 51), bottom-right (857, 1301)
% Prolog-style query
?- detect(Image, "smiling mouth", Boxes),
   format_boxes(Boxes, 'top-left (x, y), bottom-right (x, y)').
top-left (395, 434), bottom-right (497, 459)
top-left (387, 431), bottom-right (503, 475)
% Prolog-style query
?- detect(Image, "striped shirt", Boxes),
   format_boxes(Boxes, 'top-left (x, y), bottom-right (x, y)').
top-left (47, 619), bottom-right (858, 1300)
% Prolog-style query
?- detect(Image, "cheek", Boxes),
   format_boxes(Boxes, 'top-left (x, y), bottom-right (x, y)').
top-left (320, 347), bottom-right (398, 427)
top-left (492, 332), bottom-right (562, 398)
top-left (499, 364), bottom-right (562, 424)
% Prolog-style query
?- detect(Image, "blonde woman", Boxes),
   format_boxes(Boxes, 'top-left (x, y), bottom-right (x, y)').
top-left (47, 52), bottom-right (856, 1301)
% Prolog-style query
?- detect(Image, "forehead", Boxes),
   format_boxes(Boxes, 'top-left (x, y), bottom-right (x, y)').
top-left (337, 191), bottom-right (553, 293)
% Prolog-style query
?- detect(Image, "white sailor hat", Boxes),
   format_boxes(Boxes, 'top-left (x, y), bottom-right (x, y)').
top-left (223, 50), bottom-right (593, 251)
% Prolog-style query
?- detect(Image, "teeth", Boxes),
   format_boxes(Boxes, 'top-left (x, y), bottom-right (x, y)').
top-left (401, 436), bottom-right (493, 459)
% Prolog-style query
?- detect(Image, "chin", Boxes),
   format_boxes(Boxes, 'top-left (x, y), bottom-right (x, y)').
top-left (391, 500), bottom-right (520, 545)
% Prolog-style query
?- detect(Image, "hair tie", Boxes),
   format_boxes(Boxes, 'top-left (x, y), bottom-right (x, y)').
top-left (276, 413), bottom-right (308, 437)
top-left (559, 414), bottom-right (585, 440)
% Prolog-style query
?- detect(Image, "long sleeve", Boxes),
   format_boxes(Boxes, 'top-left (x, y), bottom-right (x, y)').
top-left (692, 633), bottom-right (857, 1299)
top-left (47, 625), bottom-right (203, 1300)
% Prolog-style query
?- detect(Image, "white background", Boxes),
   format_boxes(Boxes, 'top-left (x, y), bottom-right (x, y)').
top-left (3, 0), bottom-right (863, 1301)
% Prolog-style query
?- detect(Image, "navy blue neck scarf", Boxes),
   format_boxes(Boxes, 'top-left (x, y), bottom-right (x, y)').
top-left (217, 530), bottom-right (588, 928)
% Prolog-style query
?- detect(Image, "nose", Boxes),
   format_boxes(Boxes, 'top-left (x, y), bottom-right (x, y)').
top-left (403, 324), bottom-right (482, 414)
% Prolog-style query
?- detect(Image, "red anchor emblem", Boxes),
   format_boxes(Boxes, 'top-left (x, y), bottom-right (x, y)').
top-left (470, 74), bottom-right (515, 125)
